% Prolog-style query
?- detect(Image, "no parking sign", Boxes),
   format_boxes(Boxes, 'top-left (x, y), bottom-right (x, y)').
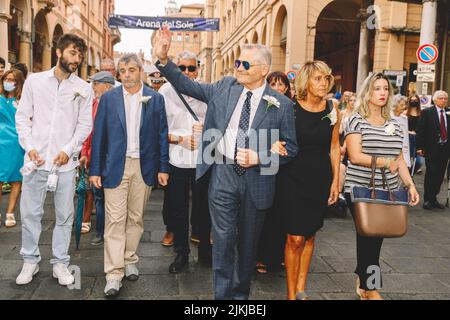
top-left (417, 44), bottom-right (439, 65)
top-left (287, 70), bottom-right (297, 81)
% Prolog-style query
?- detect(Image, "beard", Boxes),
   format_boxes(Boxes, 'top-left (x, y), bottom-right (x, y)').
top-left (59, 56), bottom-right (79, 74)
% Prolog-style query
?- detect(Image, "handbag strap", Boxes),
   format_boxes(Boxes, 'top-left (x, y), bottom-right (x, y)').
top-left (174, 88), bottom-right (200, 122)
top-left (370, 156), bottom-right (377, 199)
top-left (381, 167), bottom-right (397, 201)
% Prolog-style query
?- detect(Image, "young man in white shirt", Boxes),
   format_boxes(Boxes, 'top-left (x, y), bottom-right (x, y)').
top-left (15, 33), bottom-right (93, 286)
top-left (159, 51), bottom-right (210, 273)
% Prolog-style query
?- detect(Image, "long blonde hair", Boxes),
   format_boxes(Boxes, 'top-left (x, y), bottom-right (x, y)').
top-left (355, 72), bottom-right (394, 121)
top-left (295, 61), bottom-right (334, 101)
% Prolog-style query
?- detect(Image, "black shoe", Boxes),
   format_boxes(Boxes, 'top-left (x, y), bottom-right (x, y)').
top-left (423, 201), bottom-right (433, 210)
top-left (169, 254), bottom-right (189, 274)
top-left (90, 235), bottom-right (104, 246)
top-left (432, 201), bottom-right (446, 210)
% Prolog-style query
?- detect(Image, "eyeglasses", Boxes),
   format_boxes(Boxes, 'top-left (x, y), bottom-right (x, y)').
top-left (234, 60), bottom-right (265, 71)
top-left (179, 65), bottom-right (197, 72)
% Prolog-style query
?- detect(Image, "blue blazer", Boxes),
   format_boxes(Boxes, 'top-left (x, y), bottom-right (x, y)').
top-left (157, 61), bottom-right (298, 210)
top-left (90, 85), bottom-right (170, 189)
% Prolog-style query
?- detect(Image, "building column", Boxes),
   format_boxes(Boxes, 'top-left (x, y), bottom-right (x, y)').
top-left (42, 41), bottom-right (52, 70)
top-left (0, 13), bottom-right (11, 67)
top-left (19, 31), bottom-right (32, 69)
top-left (81, 62), bottom-right (88, 80)
top-left (417, 0), bottom-right (437, 95)
top-left (356, 9), bottom-right (370, 92)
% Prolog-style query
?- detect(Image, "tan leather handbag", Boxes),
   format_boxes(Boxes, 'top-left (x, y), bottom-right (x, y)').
top-left (351, 156), bottom-right (409, 238)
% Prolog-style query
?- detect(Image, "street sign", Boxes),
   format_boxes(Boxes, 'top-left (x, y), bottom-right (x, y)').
top-left (418, 64), bottom-right (435, 73)
top-left (420, 95), bottom-right (432, 109)
top-left (396, 75), bottom-right (404, 87)
top-left (287, 70), bottom-right (297, 81)
top-left (417, 73), bottom-right (436, 82)
top-left (417, 44), bottom-right (439, 65)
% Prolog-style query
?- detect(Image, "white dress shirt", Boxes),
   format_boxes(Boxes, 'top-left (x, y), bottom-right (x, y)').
top-left (436, 105), bottom-right (448, 128)
top-left (159, 82), bottom-right (207, 169)
top-left (123, 83), bottom-right (144, 159)
top-left (217, 83), bottom-right (267, 160)
top-left (15, 68), bottom-right (93, 172)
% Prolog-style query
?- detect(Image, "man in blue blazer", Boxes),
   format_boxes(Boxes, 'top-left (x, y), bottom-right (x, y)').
top-left (154, 27), bottom-right (298, 300)
top-left (90, 53), bottom-right (170, 298)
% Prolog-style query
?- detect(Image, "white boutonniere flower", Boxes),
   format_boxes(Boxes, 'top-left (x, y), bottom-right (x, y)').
top-left (263, 95), bottom-right (280, 113)
top-left (321, 108), bottom-right (338, 126)
top-left (140, 96), bottom-right (152, 106)
top-left (73, 89), bottom-right (87, 102)
top-left (385, 123), bottom-right (396, 135)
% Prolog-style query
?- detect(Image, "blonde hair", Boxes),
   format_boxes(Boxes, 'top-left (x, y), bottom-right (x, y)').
top-left (355, 72), bottom-right (394, 121)
top-left (295, 61), bottom-right (334, 101)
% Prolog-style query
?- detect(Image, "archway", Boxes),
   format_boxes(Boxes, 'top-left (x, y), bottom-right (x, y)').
top-left (272, 5), bottom-right (288, 72)
top-left (261, 23), bottom-right (267, 45)
top-left (251, 31), bottom-right (259, 44)
top-left (9, 0), bottom-right (31, 65)
top-left (314, 0), bottom-right (364, 92)
top-left (33, 10), bottom-right (50, 72)
top-left (51, 24), bottom-right (64, 67)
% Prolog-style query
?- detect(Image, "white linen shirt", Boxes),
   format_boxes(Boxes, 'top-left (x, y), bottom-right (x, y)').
top-left (15, 68), bottom-right (93, 172)
top-left (217, 83), bottom-right (266, 160)
top-left (123, 83), bottom-right (144, 159)
top-left (159, 82), bottom-right (207, 169)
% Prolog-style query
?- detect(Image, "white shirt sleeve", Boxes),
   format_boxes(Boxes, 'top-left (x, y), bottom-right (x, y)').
top-left (15, 76), bottom-right (35, 154)
top-left (62, 86), bottom-right (93, 157)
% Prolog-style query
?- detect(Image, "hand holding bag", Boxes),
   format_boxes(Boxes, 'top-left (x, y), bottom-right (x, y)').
top-left (351, 156), bottom-right (409, 238)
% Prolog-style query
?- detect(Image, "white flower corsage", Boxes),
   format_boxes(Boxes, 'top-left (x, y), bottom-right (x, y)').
top-left (140, 96), bottom-right (152, 106)
top-left (385, 123), bottom-right (396, 135)
top-left (263, 95), bottom-right (280, 113)
top-left (73, 89), bottom-right (87, 102)
top-left (321, 108), bottom-right (338, 126)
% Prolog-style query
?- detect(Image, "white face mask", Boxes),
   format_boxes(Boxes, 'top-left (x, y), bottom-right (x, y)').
top-left (3, 82), bottom-right (16, 92)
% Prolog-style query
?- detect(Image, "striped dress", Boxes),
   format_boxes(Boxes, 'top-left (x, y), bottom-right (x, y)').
top-left (344, 113), bottom-right (404, 194)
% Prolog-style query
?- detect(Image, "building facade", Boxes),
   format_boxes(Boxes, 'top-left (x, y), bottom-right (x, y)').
top-left (0, 0), bottom-right (121, 79)
top-left (208, 0), bottom-right (449, 94)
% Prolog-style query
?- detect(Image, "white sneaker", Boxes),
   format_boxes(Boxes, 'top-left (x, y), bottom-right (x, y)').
top-left (16, 263), bottom-right (39, 285)
top-left (52, 263), bottom-right (75, 286)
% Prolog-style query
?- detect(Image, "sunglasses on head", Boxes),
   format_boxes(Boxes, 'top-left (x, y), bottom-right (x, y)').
top-left (234, 60), bottom-right (264, 71)
top-left (179, 65), bottom-right (197, 72)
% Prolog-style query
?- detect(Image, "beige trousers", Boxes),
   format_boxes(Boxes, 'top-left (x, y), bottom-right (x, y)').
top-left (104, 158), bottom-right (151, 281)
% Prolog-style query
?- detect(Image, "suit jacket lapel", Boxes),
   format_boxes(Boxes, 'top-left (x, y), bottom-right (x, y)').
top-left (224, 85), bottom-right (244, 131)
top-left (251, 86), bottom-right (272, 130)
top-left (116, 86), bottom-right (127, 132)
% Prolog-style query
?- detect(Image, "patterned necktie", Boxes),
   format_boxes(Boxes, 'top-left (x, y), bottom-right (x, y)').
top-left (440, 110), bottom-right (447, 142)
top-left (234, 91), bottom-right (253, 176)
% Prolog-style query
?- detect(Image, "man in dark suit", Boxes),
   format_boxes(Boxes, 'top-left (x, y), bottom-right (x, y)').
top-left (417, 90), bottom-right (450, 210)
top-left (154, 26), bottom-right (298, 300)
top-left (90, 53), bottom-right (170, 297)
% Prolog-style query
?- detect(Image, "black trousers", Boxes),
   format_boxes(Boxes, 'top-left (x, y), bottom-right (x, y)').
top-left (162, 188), bottom-right (173, 233)
top-left (167, 164), bottom-right (211, 257)
top-left (424, 146), bottom-right (449, 202)
top-left (345, 194), bottom-right (384, 291)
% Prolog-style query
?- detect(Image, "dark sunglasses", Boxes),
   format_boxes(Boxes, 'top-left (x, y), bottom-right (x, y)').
top-left (179, 65), bottom-right (197, 72)
top-left (234, 60), bottom-right (264, 71)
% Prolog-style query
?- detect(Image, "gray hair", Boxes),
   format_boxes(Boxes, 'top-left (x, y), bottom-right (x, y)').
top-left (101, 58), bottom-right (115, 68)
top-left (242, 44), bottom-right (272, 66)
top-left (117, 53), bottom-right (143, 70)
top-left (433, 90), bottom-right (448, 104)
top-left (393, 94), bottom-right (407, 106)
top-left (176, 51), bottom-right (198, 63)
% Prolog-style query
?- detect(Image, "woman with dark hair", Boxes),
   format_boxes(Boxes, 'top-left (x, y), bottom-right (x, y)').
top-left (0, 69), bottom-right (25, 228)
top-left (267, 71), bottom-right (292, 99)
top-left (407, 95), bottom-right (423, 173)
top-left (254, 71), bottom-right (294, 275)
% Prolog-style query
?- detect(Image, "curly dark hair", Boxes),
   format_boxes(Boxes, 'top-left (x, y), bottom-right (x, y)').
top-left (56, 33), bottom-right (87, 54)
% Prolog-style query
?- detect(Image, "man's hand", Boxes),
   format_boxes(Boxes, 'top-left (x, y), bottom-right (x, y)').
top-left (154, 25), bottom-right (172, 64)
top-left (271, 141), bottom-right (287, 157)
top-left (79, 156), bottom-right (89, 169)
top-left (53, 151), bottom-right (70, 166)
top-left (89, 176), bottom-right (102, 189)
top-left (158, 173), bottom-right (169, 187)
top-left (28, 150), bottom-right (45, 167)
top-left (180, 135), bottom-right (199, 151)
top-left (236, 148), bottom-right (260, 168)
top-left (417, 149), bottom-right (425, 157)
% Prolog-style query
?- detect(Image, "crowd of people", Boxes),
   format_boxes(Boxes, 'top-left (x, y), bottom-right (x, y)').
top-left (0, 27), bottom-right (448, 300)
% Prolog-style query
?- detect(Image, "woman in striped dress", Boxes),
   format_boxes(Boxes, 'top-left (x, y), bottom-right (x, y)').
top-left (344, 73), bottom-right (420, 300)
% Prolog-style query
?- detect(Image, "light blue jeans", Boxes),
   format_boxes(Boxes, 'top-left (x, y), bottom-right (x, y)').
top-left (20, 169), bottom-right (76, 265)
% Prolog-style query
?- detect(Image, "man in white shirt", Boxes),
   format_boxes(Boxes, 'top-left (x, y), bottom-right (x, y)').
top-left (159, 51), bottom-right (209, 273)
top-left (15, 33), bottom-right (93, 287)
